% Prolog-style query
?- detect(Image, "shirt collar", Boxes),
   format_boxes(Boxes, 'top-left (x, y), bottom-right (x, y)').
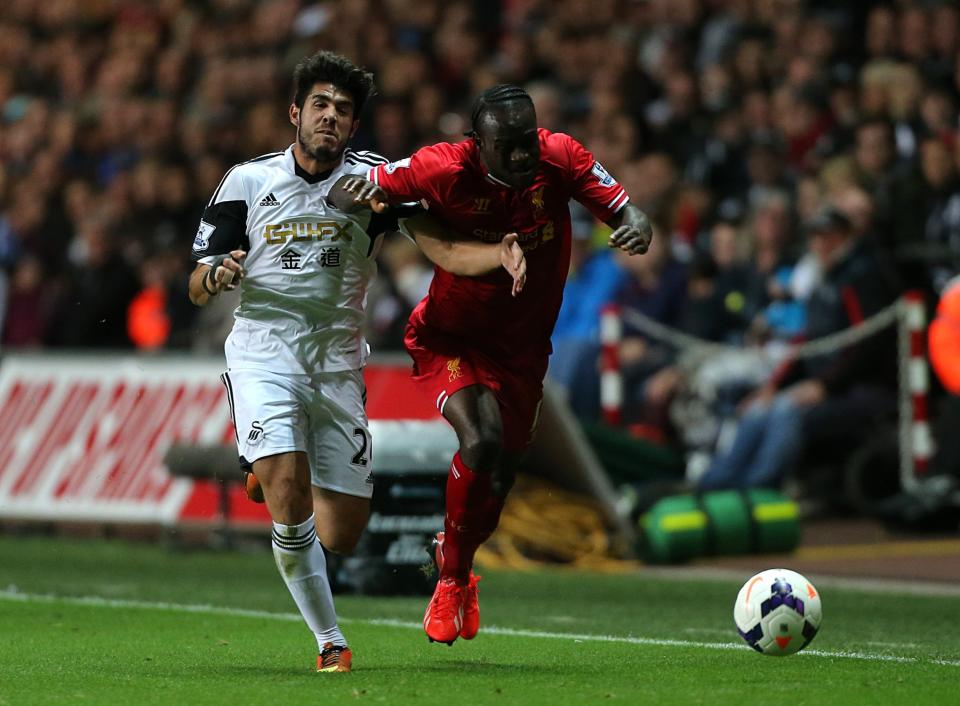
top-left (288, 144), bottom-right (339, 184)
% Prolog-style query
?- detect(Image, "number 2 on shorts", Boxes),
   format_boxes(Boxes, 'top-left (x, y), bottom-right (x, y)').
top-left (351, 427), bottom-right (370, 466)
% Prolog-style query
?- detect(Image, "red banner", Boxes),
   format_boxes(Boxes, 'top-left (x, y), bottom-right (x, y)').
top-left (0, 354), bottom-right (447, 525)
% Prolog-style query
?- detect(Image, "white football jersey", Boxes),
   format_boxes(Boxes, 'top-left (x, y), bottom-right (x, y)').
top-left (192, 145), bottom-right (392, 374)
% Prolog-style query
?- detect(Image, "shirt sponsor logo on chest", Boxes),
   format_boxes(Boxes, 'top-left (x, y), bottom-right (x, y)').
top-left (263, 220), bottom-right (353, 247)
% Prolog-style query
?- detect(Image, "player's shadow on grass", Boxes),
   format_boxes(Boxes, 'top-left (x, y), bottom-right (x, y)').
top-left (375, 660), bottom-right (565, 675)
top-left (172, 666), bottom-right (309, 679)
top-left (181, 662), bottom-right (562, 679)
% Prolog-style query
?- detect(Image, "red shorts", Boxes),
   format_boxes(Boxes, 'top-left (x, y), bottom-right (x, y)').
top-left (403, 322), bottom-right (547, 453)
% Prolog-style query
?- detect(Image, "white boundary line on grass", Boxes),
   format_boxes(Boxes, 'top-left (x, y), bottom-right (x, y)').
top-left (643, 567), bottom-right (960, 598)
top-left (364, 618), bottom-right (960, 667)
top-left (1, 589), bottom-right (959, 668)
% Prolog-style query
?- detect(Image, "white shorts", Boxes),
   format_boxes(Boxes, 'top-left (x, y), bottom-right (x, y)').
top-left (220, 368), bottom-right (373, 499)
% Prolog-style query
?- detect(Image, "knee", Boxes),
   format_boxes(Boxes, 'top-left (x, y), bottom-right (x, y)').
top-left (459, 429), bottom-right (503, 472)
top-left (271, 478), bottom-right (308, 507)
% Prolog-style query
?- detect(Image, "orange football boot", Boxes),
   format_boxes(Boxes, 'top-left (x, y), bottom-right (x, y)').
top-left (317, 642), bottom-right (352, 672)
top-left (244, 470), bottom-right (265, 503)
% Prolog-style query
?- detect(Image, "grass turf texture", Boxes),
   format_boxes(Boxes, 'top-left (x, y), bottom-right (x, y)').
top-left (0, 536), bottom-right (958, 705)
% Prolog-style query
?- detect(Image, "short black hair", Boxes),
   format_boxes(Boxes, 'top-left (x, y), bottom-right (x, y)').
top-left (292, 51), bottom-right (375, 115)
top-left (469, 84), bottom-right (535, 135)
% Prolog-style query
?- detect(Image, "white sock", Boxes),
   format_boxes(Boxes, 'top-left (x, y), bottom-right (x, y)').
top-left (272, 515), bottom-right (347, 650)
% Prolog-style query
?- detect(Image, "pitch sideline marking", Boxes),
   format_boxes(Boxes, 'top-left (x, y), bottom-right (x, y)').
top-left (648, 567), bottom-right (960, 597)
top-left (365, 618), bottom-right (960, 666)
top-left (1, 589), bottom-right (958, 668)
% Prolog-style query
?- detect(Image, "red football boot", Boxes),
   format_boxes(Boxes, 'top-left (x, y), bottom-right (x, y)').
top-left (459, 572), bottom-right (481, 640)
top-left (428, 531), bottom-right (481, 640)
top-left (423, 576), bottom-right (464, 645)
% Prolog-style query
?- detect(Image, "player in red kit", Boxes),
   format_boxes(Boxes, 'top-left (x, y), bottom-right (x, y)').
top-left (341, 85), bottom-right (652, 645)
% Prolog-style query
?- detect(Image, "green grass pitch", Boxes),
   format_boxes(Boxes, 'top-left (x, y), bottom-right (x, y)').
top-left (0, 535), bottom-right (958, 705)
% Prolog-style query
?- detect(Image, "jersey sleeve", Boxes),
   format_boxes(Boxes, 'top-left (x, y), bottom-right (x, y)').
top-left (191, 166), bottom-right (250, 263)
top-left (559, 134), bottom-right (630, 222)
top-left (366, 144), bottom-right (452, 206)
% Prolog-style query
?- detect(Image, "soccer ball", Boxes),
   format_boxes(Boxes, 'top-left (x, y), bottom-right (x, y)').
top-left (734, 568), bottom-right (822, 656)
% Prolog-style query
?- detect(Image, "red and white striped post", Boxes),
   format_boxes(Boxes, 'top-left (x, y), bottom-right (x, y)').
top-left (600, 304), bottom-right (623, 426)
top-left (902, 291), bottom-right (933, 485)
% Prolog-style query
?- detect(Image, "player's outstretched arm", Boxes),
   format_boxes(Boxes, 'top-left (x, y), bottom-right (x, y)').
top-left (327, 175), bottom-right (389, 214)
top-left (606, 203), bottom-right (653, 255)
top-left (188, 250), bottom-right (246, 306)
top-left (404, 213), bottom-right (527, 296)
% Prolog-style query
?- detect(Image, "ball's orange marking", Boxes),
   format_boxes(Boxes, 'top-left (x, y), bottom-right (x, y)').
top-left (745, 576), bottom-right (764, 604)
top-left (807, 583), bottom-right (817, 599)
top-left (775, 636), bottom-right (792, 649)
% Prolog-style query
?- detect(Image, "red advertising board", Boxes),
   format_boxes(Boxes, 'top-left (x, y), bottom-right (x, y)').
top-left (0, 354), bottom-right (447, 526)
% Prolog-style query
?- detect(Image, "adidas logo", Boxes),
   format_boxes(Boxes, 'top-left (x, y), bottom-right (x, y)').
top-left (259, 192), bottom-right (280, 207)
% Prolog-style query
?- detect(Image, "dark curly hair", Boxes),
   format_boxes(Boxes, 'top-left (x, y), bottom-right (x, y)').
top-left (292, 51), bottom-right (376, 116)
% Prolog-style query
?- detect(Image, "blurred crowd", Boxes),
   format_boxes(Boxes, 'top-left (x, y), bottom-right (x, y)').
top-left (3, 0), bottom-right (960, 492)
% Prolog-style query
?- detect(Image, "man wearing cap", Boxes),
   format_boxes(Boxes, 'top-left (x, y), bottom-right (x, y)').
top-left (699, 206), bottom-right (901, 491)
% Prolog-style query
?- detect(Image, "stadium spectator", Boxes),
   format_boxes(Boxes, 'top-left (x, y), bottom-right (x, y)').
top-left (548, 211), bottom-right (629, 408)
top-left (52, 214), bottom-right (140, 349)
top-left (1, 254), bottom-right (51, 347)
top-left (865, 5), bottom-right (897, 62)
top-left (883, 135), bottom-right (960, 294)
top-left (608, 227), bottom-right (688, 422)
top-left (698, 207), bottom-right (901, 491)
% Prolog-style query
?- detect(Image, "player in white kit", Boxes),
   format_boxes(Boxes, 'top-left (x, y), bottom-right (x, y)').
top-left (188, 51), bottom-right (526, 672)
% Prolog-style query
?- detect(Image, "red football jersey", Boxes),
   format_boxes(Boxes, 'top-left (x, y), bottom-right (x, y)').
top-left (369, 128), bottom-right (629, 359)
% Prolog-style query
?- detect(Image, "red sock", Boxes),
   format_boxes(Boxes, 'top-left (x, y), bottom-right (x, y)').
top-left (441, 452), bottom-right (505, 582)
